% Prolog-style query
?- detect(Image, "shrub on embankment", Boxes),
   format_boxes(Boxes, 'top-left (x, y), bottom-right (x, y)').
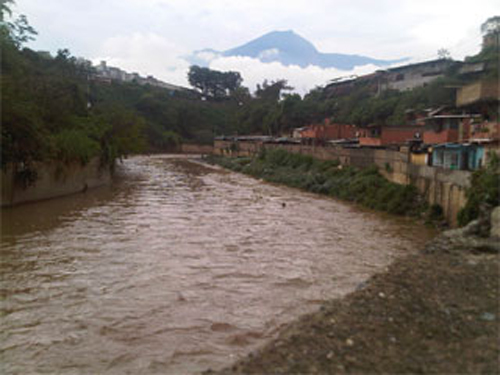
top-left (457, 152), bottom-right (500, 227)
top-left (208, 149), bottom-right (425, 216)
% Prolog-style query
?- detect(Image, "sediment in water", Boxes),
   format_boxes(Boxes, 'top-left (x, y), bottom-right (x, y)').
top-left (211, 211), bottom-right (499, 374)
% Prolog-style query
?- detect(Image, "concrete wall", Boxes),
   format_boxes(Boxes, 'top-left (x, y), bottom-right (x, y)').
top-left (213, 140), bottom-right (471, 226)
top-left (457, 81), bottom-right (500, 107)
top-left (381, 60), bottom-right (452, 92)
top-left (408, 165), bottom-right (470, 226)
top-left (181, 144), bottom-right (214, 154)
top-left (1, 157), bottom-right (112, 207)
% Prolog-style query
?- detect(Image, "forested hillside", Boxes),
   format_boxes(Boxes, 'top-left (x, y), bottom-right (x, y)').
top-left (2, 0), bottom-right (498, 179)
top-left (1, 3), bottom-right (147, 183)
top-left (0, 2), bottom-right (241, 179)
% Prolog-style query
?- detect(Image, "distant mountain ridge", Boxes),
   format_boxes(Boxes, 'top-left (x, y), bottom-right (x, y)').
top-left (188, 30), bottom-right (407, 70)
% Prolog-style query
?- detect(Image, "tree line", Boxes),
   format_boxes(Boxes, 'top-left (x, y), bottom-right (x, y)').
top-left (2, 0), bottom-right (498, 185)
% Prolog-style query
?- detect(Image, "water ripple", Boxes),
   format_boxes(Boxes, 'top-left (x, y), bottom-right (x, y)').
top-left (0, 155), bottom-right (435, 374)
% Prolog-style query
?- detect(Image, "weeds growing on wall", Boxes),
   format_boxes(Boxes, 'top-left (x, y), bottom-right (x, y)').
top-left (207, 149), bottom-right (425, 216)
top-left (457, 152), bottom-right (500, 227)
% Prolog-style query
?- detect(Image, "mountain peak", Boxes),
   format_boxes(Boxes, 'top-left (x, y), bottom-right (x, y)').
top-left (223, 30), bottom-right (318, 65)
top-left (189, 30), bottom-right (408, 70)
top-left (267, 29), bottom-right (298, 36)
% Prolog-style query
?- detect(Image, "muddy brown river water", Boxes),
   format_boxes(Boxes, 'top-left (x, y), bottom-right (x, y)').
top-left (1, 155), bottom-right (435, 374)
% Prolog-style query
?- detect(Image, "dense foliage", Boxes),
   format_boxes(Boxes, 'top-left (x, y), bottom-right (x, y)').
top-left (89, 80), bottom-right (241, 147)
top-left (2, 0), bottom-right (498, 209)
top-left (188, 65), bottom-right (243, 100)
top-left (457, 153), bottom-right (500, 226)
top-left (0, 4), bottom-right (147, 179)
top-left (208, 150), bottom-right (426, 216)
top-left (0, 1), bottom-right (243, 177)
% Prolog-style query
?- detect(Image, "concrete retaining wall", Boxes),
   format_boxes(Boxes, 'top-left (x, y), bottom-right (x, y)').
top-left (1, 158), bottom-right (112, 207)
top-left (181, 144), bottom-right (214, 154)
top-left (407, 165), bottom-right (470, 226)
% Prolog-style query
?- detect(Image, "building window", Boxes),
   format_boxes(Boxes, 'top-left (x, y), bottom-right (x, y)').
top-left (395, 74), bottom-right (405, 81)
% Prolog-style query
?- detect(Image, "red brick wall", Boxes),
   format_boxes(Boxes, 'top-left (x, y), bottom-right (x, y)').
top-left (381, 128), bottom-right (420, 145)
top-left (329, 123), bottom-right (357, 139)
top-left (359, 137), bottom-right (382, 146)
top-left (301, 121), bottom-right (357, 140)
top-left (300, 127), bottom-right (317, 138)
top-left (423, 129), bottom-right (459, 144)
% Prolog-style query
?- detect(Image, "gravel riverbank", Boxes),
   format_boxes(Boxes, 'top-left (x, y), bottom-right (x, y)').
top-left (208, 214), bottom-right (500, 374)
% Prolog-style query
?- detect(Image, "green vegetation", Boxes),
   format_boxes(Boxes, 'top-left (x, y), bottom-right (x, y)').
top-left (0, 2), bottom-right (147, 184)
top-left (457, 153), bottom-right (500, 226)
top-left (89, 79), bottom-right (243, 148)
top-left (0, 1), bottom-right (243, 183)
top-left (208, 149), bottom-right (426, 216)
top-left (2, 0), bottom-right (498, 216)
top-left (188, 65), bottom-right (243, 100)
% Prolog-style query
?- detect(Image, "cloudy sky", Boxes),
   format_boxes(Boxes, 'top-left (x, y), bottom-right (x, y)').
top-left (15, 0), bottom-right (499, 94)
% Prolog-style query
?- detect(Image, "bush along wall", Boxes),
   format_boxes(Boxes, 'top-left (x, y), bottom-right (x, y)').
top-left (207, 149), bottom-right (426, 217)
top-left (457, 152), bottom-right (500, 227)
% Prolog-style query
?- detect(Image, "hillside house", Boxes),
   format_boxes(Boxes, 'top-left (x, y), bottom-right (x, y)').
top-left (292, 127), bottom-right (308, 139)
top-left (468, 121), bottom-right (500, 142)
top-left (458, 61), bottom-right (486, 77)
top-left (456, 80), bottom-right (499, 108)
top-left (423, 114), bottom-right (481, 144)
top-left (297, 120), bottom-right (357, 141)
top-left (359, 125), bottom-right (423, 147)
top-left (378, 59), bottom-right (456, 92)
top-left (358, 125), bottom-right (382, 146)
top-left (323, 72), bottom-right (384, 98)
top-left (94, 61), bottom-right (188, 92)
top-left (431, 143), bottom-right (485, 170)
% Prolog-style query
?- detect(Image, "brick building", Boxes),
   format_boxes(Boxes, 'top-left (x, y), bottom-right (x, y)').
top-left (359, 125), bottom-right (423, 147)
top-left (298, 120), bottom-right (357, 141)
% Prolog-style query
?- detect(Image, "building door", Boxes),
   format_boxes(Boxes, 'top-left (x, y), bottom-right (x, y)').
top-left (462, 151), bottom-right (469, 170)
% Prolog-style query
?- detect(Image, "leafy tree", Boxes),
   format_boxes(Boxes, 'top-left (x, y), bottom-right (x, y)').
top-left (235, 80), bottom-right (293, 135)
top-left (188, 65), bottom-right (242, 100)
top-left (0, 0), bottom-right (37, 48)
top-left (229, 85), bottom-right (251, 105)
top-left (481, 16), bottom-right (500, 36)
top-left (255, 79), bottom-right (292, 102)
top-left (0, 0), bottom-right (13, 21)
top-left (437, 48), bottom-right (451, 59)
top-left (0, 4), bottom-right (150, 181)
top-left (9, 14), bottom-right (37, 47)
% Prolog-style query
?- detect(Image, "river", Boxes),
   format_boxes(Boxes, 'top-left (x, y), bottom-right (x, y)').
top-left (1, 155), bottom-right (435, 374)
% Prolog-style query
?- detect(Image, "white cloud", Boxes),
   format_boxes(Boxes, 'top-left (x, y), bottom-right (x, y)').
top-left (17, 0), bottom-right (500, 93)
top-left (94, 33), bottom-right (190, 87)
top-left (258, 48), bottom-right (280, 61)
top-left (209, 56), bottom-right (382, 95)
top-left (193, 50), bottom-right (221, 62)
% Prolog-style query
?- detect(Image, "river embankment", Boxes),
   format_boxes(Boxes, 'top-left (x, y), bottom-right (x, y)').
top-left (211, 209), bottom-right (500, 374)
top-left (1, 157), bottom-right (112, 207)
top-left (1, 145), bottom-right (211, 207)
top-left (205, 152), bottom-right (499, 374)
top-left (206, 150), bottom-right (428, 219)
top-left (1, 155), bottom-right (437, 374)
